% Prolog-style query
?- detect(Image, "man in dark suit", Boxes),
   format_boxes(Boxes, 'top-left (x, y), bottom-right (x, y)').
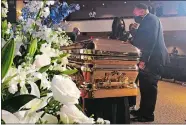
top-left (129, 3), bottom-right (170, 122)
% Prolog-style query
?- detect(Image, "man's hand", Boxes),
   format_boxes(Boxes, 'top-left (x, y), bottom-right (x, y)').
top-left (138, 61), bottom-right (145, 70)
top-left (131, 23), bottom-right (139, 30)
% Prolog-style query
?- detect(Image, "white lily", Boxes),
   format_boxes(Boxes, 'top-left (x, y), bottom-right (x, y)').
top-left (2, 110), bottom-right (58, 124)
top-left (33, 72), bottom-right (51, 89)
top-left (28, 81), bottom-right (40, 98)
top-left (2, 110), bottom-right (20, 123)
top-left (59, 105), bottom-right (95, 124)
top-left (1, 7), bottom-right (8, 18)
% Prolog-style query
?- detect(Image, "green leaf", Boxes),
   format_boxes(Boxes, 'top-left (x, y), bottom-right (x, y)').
top-left (61, 69), bottom-right (78, 75)
top-left (1, 39), bottom-right (15, 79)
top-left (38, 65), bottom-right (50, 73)
top-left (28, 38), bottom-right (37, 56)
top-left (59, 53), bottom-right (70, 58)
top-left (2, 94), bottom-right (37, 113)
top-left (2, 20), bottom-right (7, 31)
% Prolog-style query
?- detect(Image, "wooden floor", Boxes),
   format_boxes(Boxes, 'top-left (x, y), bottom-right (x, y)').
top-left (132, 81), bottom-right (186, 124)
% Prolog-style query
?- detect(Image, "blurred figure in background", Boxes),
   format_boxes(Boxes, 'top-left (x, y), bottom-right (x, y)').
top-left (109, 17), bottom-right (129, 41)
top-left (67, 27), bottom-right (81, 42)
top-left (171, 47), bottom-right (178, 56)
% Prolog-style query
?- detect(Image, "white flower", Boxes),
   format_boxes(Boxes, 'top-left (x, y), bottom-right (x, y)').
top-left (59, 105), bottom-right (95, 124)
top-left (96, 118), bottom-right (110, 124)
top-left (27, 1), bottom-right (43, 13)
top-left (16, 111), bottom-right (43, 123)
top-left (28, 81), bottom-right (40, 98)
top-left (2, 1), bottom-right (8, 8)
top-left (2, 110), bottom-right (57, 124)
top-left (40, 43), bottom-right (57, 57)
top-left (35, 19), bottom-right (42, 27)
top-left (41, 7), bottom-right (50, 18)
top-left (52, 64), bottom-right (67, 72)
top-left (1, 7), bottom-right (8, 18)
top-left (20, 93), bottom-right (52, 113)
top-left (46, 1), bottom-right (55, 5)
top-left (33, 54), bottom-right (51, 69)
top-left (8, 83), bottom-right (18, 94)
top-left (24, 18), bottom-right (35, 33)
top-left (14, 110), bottom-right (57, 124)
top-left (61, 57), bottom-right (69, 66)
top-left (51, 75), bottom-right (81, 105)
top-left (8, 22), bottom-right (12, 28)
top-left (40, 113), bottom-right (58, 123)
top-left (18, 16), bottom-right (24, 21)
top-left (97, 118), bottom-right (105, 124)
top-left (33, 72), bottom-right (42, 80)
top-left (27, 18), bottom-right (35, 27)
top-left (33, 72), bottom-right (51, 89)
top-left (104, 120), bottom-right (110, 124)
top-left (2, 110), bottom-right (20, 123)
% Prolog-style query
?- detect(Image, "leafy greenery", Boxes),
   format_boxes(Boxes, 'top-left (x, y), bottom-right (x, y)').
top-left (1, 119), bottom-right (5, 124)
top-left (2, 94), bottom-right (37, 113)
top-left (1, 39), bottom-right (15, 79)
top-left (61, 69), bottom-right (78, 75)
top-left (39, 65), bottom-right (51, 73)
top-left (42, 97), bottom-right (62, 116)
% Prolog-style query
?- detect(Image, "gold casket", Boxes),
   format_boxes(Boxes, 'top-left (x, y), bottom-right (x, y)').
top-left (61, 38), bottom-right (140, 99)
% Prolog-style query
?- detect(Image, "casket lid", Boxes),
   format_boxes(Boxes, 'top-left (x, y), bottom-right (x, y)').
top-left (61, 37), bottom-right (140, 55)
top-left (92, 38), bottom-right (139, 53)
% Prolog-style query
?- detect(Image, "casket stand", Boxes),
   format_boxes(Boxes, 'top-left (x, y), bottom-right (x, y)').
top-left (61, 38), bottom-right (140, 124)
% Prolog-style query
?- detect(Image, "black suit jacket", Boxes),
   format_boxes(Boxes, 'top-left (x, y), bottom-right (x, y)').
top-left (132, 13), bottom-right (170, 66)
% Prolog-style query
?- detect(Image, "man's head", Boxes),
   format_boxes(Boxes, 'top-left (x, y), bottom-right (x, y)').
top-left (133, 3), bottom-right (149, 23)
top-left (73, 27), bottom-right (80, 35)
top-left (133, 3), bottom-right (149, 17)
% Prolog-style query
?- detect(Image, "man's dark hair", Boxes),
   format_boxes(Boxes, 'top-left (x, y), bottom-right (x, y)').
top-left (135, 3), bottom-right (149, 10)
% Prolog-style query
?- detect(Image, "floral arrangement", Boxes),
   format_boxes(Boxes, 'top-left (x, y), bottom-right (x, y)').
top-left (1, 0), bottom-right (110, 124)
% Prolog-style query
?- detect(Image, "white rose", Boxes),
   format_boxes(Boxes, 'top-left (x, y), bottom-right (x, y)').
top-left (60, 105), bottom-right (95, 124)
top-left (51, 75), bottom-right (81, 105)
top-left (33, 54), bottom-right (51, 69)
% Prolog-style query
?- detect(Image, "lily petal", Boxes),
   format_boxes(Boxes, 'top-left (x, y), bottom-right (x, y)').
top-left (2, 110), bottom-right (20, 123)
top-left (29, 82), bottom-right (40, 98)
top-left (41, 113), bottom-right (58, 123)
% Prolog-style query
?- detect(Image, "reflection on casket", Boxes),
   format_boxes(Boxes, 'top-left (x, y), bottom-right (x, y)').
top-left (61, 38), bottom-right (140, 124)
